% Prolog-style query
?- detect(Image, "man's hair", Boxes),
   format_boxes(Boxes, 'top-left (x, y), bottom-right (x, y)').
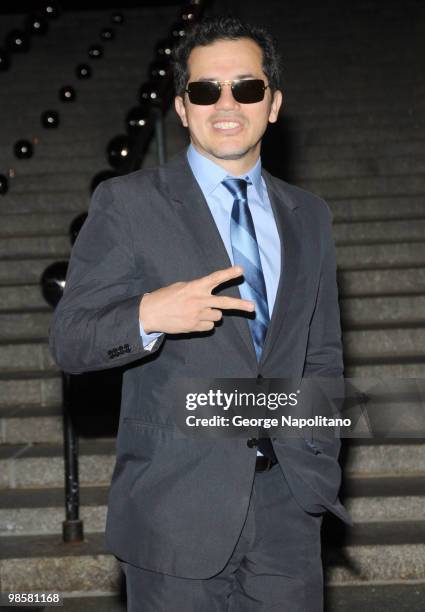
top-left (171, 15), bottom-right (282, 97)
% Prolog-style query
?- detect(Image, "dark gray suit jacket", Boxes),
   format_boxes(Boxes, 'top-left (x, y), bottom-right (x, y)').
top-left (49, 151), bottom-right (352, 579)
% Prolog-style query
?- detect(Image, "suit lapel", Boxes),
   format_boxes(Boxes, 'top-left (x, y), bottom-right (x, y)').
top-left (259, 170), bottom-right (302, 367)
top-left (161, 153), bottom-right (257, 363)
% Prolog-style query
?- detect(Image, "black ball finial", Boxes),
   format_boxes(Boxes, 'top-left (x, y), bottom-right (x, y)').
top-left (41, 110), bottom-right (60, 128)
top-left (107, 135), bottom-right (133, 170)
top-left (88, 45), bottom-right (103, 59)
top-left (76, 63), bottom-right (92, 79)
top-left (41, 261), bottom-right (68, 308)
top-left (6, 29), bottom-right (31, 53)
top-left (59, 86), bottom-right (76, 102)
top-left (112, 13), bottom-right (124, 25)
top-left (25, 14), bottom-right (49, 36)
top-left (14, 140), bottom-right (34, 159)
top-left (100, 28), bottom-right (115, 41)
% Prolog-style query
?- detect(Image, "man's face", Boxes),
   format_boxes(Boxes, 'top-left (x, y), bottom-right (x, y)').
top-left (175, 37), bottom-right (283, 172)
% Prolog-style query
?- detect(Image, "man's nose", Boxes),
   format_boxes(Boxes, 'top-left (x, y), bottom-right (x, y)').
top-left (214, 83), bottom-right (239, 109)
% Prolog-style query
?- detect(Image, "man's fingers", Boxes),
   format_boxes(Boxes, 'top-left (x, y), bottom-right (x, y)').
top-left (195, 320), bottom-right (215, 332)
top-left (210, 295), bottom-right (255, 312)
top-left (203, 265), bottom-right (244, 290)
top-left (201, 308), bottom-right (223, 322)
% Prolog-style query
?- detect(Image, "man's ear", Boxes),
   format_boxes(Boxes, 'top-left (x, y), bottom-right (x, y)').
top-left (175, 95), bottom-right (188, 127)
top-left (268, 89), bottom-right (283, 124)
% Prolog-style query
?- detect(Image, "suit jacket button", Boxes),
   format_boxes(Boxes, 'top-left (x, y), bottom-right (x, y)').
top-left (247, 438), bottom-right (258, 448)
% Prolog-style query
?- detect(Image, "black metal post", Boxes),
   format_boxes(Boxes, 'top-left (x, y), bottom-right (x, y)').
top-left (154, 107), bottom-right (166, 165)
top-left (61, 371), bottom-right (84, 542)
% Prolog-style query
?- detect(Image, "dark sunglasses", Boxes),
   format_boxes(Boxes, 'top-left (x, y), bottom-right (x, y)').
top-left (185, 79), bottom-right (269, 105)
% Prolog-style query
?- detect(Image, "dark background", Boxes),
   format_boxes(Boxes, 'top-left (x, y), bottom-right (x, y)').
top-left (0, 1), bottom-right (182, 15)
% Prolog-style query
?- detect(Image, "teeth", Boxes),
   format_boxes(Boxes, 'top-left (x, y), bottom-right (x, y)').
top-left (213, 122), bottom-right (240, 129)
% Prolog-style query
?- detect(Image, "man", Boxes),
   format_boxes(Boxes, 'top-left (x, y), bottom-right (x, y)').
top-left (49, 16), bottom-right (352, 612)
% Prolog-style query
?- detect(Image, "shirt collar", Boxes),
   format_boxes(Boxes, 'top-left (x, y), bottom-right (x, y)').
top-left (187, 143), bottom-right (264, 203)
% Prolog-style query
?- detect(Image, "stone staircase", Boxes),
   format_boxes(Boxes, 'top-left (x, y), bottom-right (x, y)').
top-left (1, 1), bottom-right (425, 610)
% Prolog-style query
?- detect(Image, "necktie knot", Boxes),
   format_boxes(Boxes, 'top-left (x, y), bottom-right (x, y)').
top-left (222, 177), bottom-right (249, 200)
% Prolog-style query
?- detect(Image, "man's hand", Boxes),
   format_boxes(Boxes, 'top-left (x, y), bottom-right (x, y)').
top-left (139, 265), bottom-right (254, 334)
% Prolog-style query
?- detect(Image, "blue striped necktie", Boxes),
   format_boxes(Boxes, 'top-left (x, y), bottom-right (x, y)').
top-left (222, 177), bottom-right (270, 361)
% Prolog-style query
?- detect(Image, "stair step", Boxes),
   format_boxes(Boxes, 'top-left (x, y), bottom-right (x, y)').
top-left (344, 496), bottom-right (425, 522)
top-left (325, 582), bottom-right (425, 612)
top-left (342, 440), bottom-right (425, 476)
top-left (0, 486), bottom-right (108, 536)
top-left (346, 362), bottom-right (425, 377)
top-left (292, 140), bottom-right (425, 162)
top-left (0, 532), bottom-right (119, 593)
top-left (340, 295), bottom-right (425, 327)
top-left (323, 520), bottom-right (425, 583)
top-left (0, 404), bottom-right (63, 444)
top-left (0, 213), bottom-right (77, 237)
top-left (3, 173), bottom-right (95, 195)
top-left (299, 175), bottom-right (425, 199)
top-left (286, 113), bottom-right (425, 132)
top-left (0, 311), bottom-right (51, 341)
top-left (334, 219), bottom-right (425, 244)
top-left (343, 326), bottom-right (425, 359)
top-left (336, 242), bottom-right (425, 269)
top-left (338, 267), bottom-right (425, 297)
top-left (0, 439), bottom-right (115, 488)
top-left (0, 258), bottom-right (65, 285)
top-left (288, 94), bottom-right (424, 114)
top-left (290, 155), bottom-right (425, 181)
top-left (0, 158), bottom-right (100, 177)
top-left (0, 236), bottom-right (70, 259)
top-left (0, 340), bottom-right (56, 371)
top-left (0, 370), bottom-right (61, 408)
top-left (294, 125), bottom-right (425, 146)
top-left (0, 192), bottom-right (90, 213)
top-left (0, 285), bottom-right (51, 310)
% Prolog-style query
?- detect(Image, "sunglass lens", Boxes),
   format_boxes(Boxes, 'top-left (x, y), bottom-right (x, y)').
top-left (187, 81), bottom-right (220, 105)
top-left (233, 79), bottom-right (265, 103)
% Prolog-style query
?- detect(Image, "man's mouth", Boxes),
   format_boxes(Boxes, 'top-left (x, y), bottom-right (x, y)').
top-left (212, 121), bottom-right (243, 132)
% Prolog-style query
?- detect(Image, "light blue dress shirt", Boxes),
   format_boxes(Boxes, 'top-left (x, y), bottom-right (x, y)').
top-left (139, 144), bottom-right (281, 348)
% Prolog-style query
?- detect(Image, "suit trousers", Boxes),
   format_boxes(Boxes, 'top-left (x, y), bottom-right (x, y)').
top-left (118, 464), bottom-right (324, 612)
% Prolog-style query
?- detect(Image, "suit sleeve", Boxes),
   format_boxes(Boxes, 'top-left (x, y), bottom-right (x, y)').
top-left (48, 179), bottom-right (165, 374)
top-left (303, 203), bottom-right (344, 379)
top-left (302, 202), bottom-right (345, 454)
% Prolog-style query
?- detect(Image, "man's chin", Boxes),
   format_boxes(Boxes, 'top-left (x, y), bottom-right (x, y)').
top-left (208, 147), bottom-right (251, 161)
